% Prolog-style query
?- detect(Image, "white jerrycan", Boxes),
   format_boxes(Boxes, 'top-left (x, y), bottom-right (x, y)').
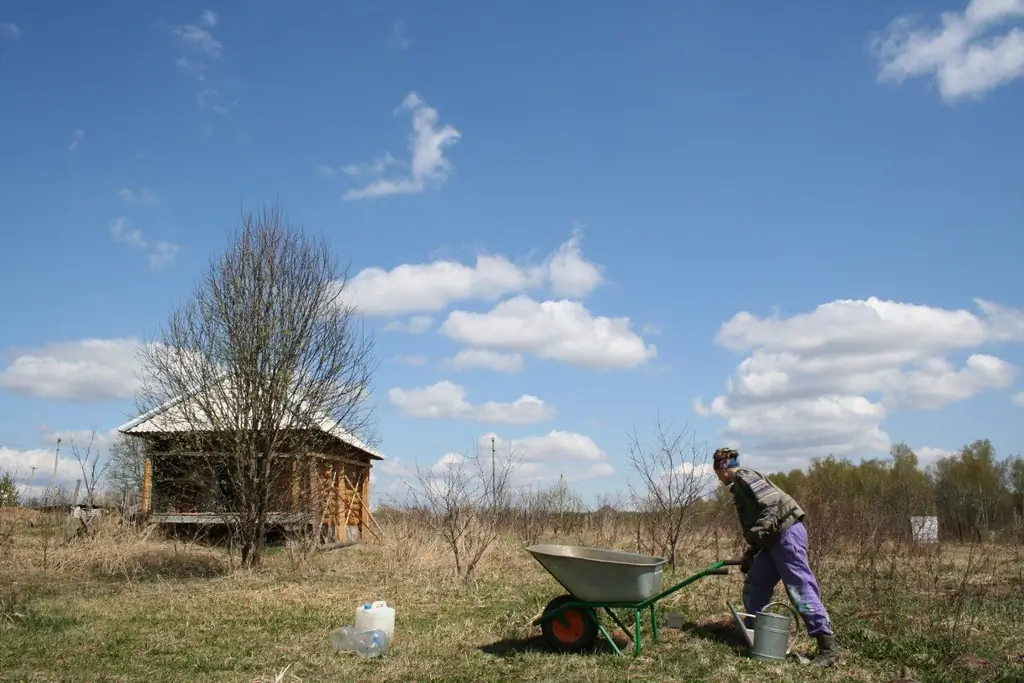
top-left (354, 601), bottom-right (395, 642)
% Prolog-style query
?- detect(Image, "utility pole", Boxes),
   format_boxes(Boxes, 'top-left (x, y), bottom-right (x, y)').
top-left (490, 436), bottom-right (496, 511)
top-left (44, 437), bottom-right (61, 507)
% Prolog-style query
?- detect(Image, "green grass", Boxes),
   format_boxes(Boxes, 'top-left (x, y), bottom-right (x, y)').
top-left (1, 517), bottom-right (1021, 682)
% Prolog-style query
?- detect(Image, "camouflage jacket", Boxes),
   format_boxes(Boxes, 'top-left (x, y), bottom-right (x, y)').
top-left (729, 467), bottom-right (805, 550)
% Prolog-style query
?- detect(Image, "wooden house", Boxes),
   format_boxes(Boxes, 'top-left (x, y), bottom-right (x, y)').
top-left (116, 382), bottom-right (385, 545)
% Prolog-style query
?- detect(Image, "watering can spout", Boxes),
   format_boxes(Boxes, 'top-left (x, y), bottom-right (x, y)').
top-left (727, 602), bottom-right (755, 649)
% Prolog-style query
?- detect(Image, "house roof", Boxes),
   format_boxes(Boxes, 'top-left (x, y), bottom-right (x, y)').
top-left (116, 377), bottom-right (385, 461)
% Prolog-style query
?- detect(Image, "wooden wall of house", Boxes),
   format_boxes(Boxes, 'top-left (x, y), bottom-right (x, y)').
top-left (131, 434), bottom-right (375, 534)
top-left (314, 458), bottom-right (370, 533)
top-left (339, 459), bottom-right (370, 529)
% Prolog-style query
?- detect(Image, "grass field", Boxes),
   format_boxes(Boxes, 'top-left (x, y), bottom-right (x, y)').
top-left (1, 511), bottom-right (1022, 683)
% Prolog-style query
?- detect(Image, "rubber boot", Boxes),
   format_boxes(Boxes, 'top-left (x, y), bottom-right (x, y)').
top-left (810, 634), bottom-right (839, 667)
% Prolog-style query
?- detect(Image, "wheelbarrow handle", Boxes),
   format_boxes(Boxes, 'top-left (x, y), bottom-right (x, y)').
top-left (721, 558), bottom-right (745, 566)
top-left (708, 568), bottom-right (730, 575)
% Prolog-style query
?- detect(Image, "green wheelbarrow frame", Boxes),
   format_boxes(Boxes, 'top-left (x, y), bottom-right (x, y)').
top-left (531, 557), bottom-right (741, 656)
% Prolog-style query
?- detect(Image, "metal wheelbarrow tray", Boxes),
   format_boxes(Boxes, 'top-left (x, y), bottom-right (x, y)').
top-left (526, 544), bottom-right (740, 656)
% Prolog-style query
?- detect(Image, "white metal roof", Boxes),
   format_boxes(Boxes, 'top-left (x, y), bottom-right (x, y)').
top-left (116, 378), bottom-right (385, 461)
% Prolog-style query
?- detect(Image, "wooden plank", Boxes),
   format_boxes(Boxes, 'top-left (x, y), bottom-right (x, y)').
top-left (290, 460), bottom-right (299, 510)
top-left (141, 458), bottom-right (153, 514)
top-left (151, 512), bottom-right (310, 525)
top-left (341, 471), bottom-right (384, 541)
top-left (360, 465), bottom-right (370, 531)
top-left (334, 463), bottom-right (344, 534)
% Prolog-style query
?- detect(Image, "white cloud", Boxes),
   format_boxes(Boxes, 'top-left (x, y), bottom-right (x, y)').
top-left (382, 315), bottom-right (433, 334)
top-left (1, 427), bottom-right (122, 501)
top-left (343, 230), bottom-right (604, 316)
top-left (447, 349), bottom-right (524, 373)
top-left (119, 188), bottom-right (160, 205)
top-left (1, 22), bottom-right (20, 39)
top-left (477, 430), bottom-right (615, 486)
top-left (0, 338), bottom-right (143, 402)
top-left (68, 128), bottom-right (84, 152)
top-left (200, 10), bottom-right (217, 29)
top-left (545, 226), bottom-right (606, 298)
top-left (342, 92), bottom-right (461, 200)
top-left (36, 426), bottom-right (119, 454)
top-left (1012, 391), bottom-right (1024, 405)
top-left (0, 446), bottom-right (83, 496)
top-left (390, 21), bottom-right (411, 50)
top-left (916, 446), bottom-right (956, 467)
top-left (431, 452), bottom-right (463, 473)
top-left (345, 253), bottom-right (539, 317)
top-left (382, 430), bottom-right (614, 497)
top-left (110, 216), bottom-right (146, 248)
top-left (109, 217), bottom-right (179, 268)
top-left (149, 241), bottom-right (180, 268)
top-left (871, 0), bottom-right (1024, 101)
top-left (170, 10), bottom-right (231, 115)
top-left (388, 380), bottom-right (555, 425)
top-left (442, 295), bottom-right (657, 371)
top-left (696, 297), bottom-right (1024, 470)
top-left (173, 11), bottom-right (222, 58)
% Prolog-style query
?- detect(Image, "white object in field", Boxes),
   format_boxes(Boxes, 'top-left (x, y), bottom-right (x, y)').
top-left (329, 626), bottom-right (389, 658)
top-left (353, 629), bottom-right (389, 658)
top-left (329, 626), bottom-right (358, 652)
top-left (663, 612), bottom-right (686, 629)
top-left (355, 601), bottom-right (395, 641)
top-left (910, 516), bottom-right (939, 543)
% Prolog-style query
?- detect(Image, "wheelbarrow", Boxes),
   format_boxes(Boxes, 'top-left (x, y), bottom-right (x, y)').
top-left (527, 544), bottom-right (741, 656)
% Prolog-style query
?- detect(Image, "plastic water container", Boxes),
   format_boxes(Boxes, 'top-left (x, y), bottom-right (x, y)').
top-left (329, 626), bottom-right (358, 653)
top-left (354, 601), bottom-right (395, 641)
top-left (329, 626), bottom-right (389, 658)
top-left (354, 629), bottom-right (389, 658)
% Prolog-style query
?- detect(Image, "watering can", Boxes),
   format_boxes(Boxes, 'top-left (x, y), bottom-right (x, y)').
top-left (727, 601), bottom-right (802, 662)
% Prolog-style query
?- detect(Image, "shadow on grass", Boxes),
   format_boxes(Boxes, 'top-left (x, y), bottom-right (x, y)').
top-left (479, 636), bottom-right (552, 658)
top-left (674, 619), bottom-right (750, 649)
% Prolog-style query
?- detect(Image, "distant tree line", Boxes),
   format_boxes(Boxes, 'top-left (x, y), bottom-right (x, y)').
top-left (764, 440), bottom-right (1024, 543)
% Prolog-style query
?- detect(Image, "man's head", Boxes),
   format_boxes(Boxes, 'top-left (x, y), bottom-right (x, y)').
top-left (712, 447), bottom-right (740, 485)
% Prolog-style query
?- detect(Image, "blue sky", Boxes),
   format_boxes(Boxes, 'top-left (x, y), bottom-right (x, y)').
top-left (1, 1), bottom-right (1023, 506)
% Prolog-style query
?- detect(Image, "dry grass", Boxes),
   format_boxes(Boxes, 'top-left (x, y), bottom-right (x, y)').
top-left (1, 511), bottom-right (1022, 683)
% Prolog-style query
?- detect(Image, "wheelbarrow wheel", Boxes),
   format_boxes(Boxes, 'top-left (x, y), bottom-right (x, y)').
top-left (540, 594), bottom-right (599, 653)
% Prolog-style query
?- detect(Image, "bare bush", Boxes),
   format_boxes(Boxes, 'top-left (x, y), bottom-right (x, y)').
top-left (412, 447), bottom-right (517, 581)
top-left (134, 203), bottom-right (378, 569)
top-left (626, 416), bottom-right (715, 570)
top-left (69, 429), bottom-right (108, 508)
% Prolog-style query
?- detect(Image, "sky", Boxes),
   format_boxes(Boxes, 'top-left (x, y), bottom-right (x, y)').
top-left (1, 0), bottom-right (1023, 508)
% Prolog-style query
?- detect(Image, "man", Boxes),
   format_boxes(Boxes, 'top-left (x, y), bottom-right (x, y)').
top-left (713, 447), bottom-right (838, 668)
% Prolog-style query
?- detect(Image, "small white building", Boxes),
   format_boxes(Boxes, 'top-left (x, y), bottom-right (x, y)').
top-left (909, 515), bottom-right (939, 543)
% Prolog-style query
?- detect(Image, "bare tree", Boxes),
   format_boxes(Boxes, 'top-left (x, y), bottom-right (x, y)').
top-left (413, 447), bottom-right (518, 580)
top-left (106, 433), bottom-right (147, 501)
top-left (134, 203), bottom-right (378, 569)
top-left (627, 415), bottom-right (714, 570)
top-left (69, 429), bottom-right (109, 507)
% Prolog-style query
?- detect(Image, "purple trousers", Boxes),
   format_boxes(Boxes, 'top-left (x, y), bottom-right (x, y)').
top-left (743, 521), bottom-right (833, 636)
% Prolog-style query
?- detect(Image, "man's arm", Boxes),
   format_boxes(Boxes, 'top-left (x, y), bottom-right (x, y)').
top-left (734, 471), bottom-right (782, 547)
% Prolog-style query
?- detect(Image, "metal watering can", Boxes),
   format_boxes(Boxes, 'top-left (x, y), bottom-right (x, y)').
top-left (727, 601), bottom-right (802, 662)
